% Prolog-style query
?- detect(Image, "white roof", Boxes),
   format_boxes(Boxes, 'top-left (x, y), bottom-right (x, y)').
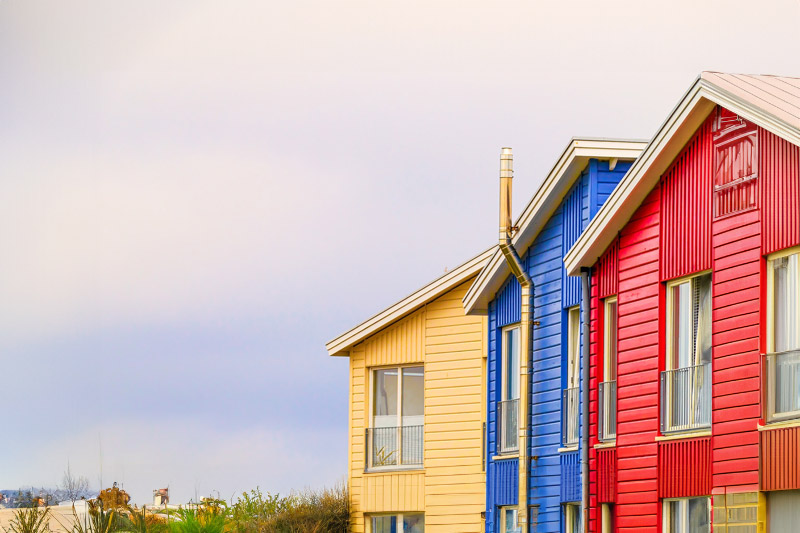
top-left (462, 138), bottom-right (646, 314)
top-left (326, 247), bottom-right (495, 357)
top-left (564, 72), bottom-right (800, 275)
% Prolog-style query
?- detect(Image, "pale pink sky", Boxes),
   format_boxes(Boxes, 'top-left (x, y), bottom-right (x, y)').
top-left (1, 0), bottom-right (799, 503)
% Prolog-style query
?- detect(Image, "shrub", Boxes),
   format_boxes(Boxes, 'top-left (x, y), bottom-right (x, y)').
top-left (4, 507), bottom-right (50, 533)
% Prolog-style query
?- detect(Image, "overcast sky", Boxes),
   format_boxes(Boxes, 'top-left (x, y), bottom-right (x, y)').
top-left (2, 0), bottom-right (799, 504)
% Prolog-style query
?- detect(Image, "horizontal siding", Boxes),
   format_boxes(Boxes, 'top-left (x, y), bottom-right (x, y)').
top-left (424, 280), bottom-right (486, 532)
top-left (711, 207), bottom-right (761, 491)
top-left (615, 188), bottom-right (660, 532)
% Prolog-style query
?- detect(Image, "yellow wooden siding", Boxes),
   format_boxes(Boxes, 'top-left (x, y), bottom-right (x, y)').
top-left (424, 280), bottom-right (485, 532)
top-left (347, 279), bottom-right (486, 532)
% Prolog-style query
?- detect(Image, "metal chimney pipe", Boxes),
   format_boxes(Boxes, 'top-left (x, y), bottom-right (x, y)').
top-left (499, 147), bottom-right (513, 239)
top-left (496, 147), bottom-right (533, 532)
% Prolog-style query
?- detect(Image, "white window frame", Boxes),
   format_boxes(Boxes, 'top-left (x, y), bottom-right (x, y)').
top-left (499, 506), bottom-right (520, 533)
top-left (662, 497), bottom-right (710, 533)
top-left (600, 297), bottom-right (618, 442)
top-left (663, 272), bottom-right (712, 433)
top-left (564, 503), bottom-right (581, 533)
top-left (567, 307), bottom-right (581, 389)
top-left (368, 365), bottom-right (424, 470)
top-left (766, 246), bottom-right (800, 422)
top-left (368, 512), bottom-right (424, 532)
top-left (499, 325), bottom-right (520, 454)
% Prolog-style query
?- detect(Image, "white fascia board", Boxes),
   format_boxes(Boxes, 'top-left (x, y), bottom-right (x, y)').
top-left (326, 246), bottom-right (495, 357)
top-left (564, 78), bottom-right (800, 276)
top-left (462, 138), bottom-right (646, 314)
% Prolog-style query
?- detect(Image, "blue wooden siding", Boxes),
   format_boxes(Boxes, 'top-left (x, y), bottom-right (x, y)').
top-left (485, 158), bottom-right (630, 533)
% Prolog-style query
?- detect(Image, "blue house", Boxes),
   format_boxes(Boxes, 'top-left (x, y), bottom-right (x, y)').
top-left (463, 139), bottom-right (643, 533)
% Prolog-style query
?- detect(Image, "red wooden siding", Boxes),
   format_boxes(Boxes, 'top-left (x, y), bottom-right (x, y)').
top-left (659, 116), bottom-right (713, 281)
top-left (657, 437), bottom-right (712, 498)
top-left (761, 426), bottom-right (800, 491)
top-left (615, 188), bottom-right (661, 532)
top-left (711, 199), bottom-right (762, 491)
top-left (760, 127), bottom-right (800, 255)
top-left (597, 447), bottom-right (617, 503)
top-left (597, 237), bottom-right (619, 299)
top-left (712, 108), bottom-right (759, 218)
top-left (588, 272), bottom-right (601, 533)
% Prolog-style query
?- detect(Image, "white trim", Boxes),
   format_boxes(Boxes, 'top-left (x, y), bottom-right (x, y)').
top-left (463, 138), bottom-right (646, 315)
top-left (565, 73), bottom-right (800, 276)
top-left (326, 247), bottom-right (494, 356)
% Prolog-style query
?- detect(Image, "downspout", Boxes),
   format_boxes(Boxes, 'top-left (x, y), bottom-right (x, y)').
top-left (498, 148), bottom-right (533, 531)
top-left (580, 268), bottom-right (591, 532)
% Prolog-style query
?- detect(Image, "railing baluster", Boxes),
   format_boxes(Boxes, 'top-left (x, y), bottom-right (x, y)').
top-left (660, 363), bottom-right (711, 433)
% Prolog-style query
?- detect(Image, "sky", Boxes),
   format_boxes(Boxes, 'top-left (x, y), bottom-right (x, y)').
top-left (1, 0), bottom-right (799, 504)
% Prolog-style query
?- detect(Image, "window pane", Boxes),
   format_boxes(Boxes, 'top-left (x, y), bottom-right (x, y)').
top-left (373, 369), bottom-right (398, 425)
top-left (372, 515), bottom-right (397, 533)
top-left (402, 367), bottom-right (424, 423)
top-left (687, 498), bottom-right (709, 532)
top-left (605, 301), bottom-right (618, 381)
top-left (693, 274), bottom-right (712, 366)
top-left (568, 308), bottom-right (580, 387)
top-left (403, 514), bottom-right (424, 533)
top-left (671, 282), bottom-right (692, 369)
top-left (504, 509), bottom-right (519, 533)
top-left (504, 328), bottom-right (520, 400)
top-left (774, 255), bottom-right (799, 352)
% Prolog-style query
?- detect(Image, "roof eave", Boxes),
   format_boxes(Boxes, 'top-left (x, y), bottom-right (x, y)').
top-left (327, 246), bottom-right (495, 357)
top-left (565, 76), bottom-right (800, 276)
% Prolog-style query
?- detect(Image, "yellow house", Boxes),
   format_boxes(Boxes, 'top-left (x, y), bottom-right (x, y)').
top-left (326, 248), bottom-right (494, 532)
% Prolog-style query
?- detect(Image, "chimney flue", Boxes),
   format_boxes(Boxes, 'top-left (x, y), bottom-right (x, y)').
top-left (499, 147), bottom-right (513, 240)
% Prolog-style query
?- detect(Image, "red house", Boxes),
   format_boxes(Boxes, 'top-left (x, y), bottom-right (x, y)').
top-left (564, 72), bottom-right (800, 532)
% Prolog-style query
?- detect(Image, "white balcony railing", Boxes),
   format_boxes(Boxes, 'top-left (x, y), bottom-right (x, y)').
top-left (365, 425), bottom-right (423, 470)
top-left (660, 363), bottom-right (711, 433)
top-left (563, 387), bottom-right (579, 446)
top-left (765, 350), bottom-right (800, 423)
top-left (598, 380), bottom-right (616, 442)
top-left (498, 399), bottom-right (519, 454)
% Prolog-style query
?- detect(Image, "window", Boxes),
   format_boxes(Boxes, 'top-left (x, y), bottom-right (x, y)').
top-left (564, 503), bottom-right (581, 533)
top-left (662, 498), bottom-right (709, 533)
top-left (370, 513), bottom-right (424, 533)
top-left (768, 489), bottom-right (800, 530)
top-left (600, 504), bottom-right (613, 533)
top-left (661, 273), bottom-right (712, 433)
top-left (599, 298), bottom-right (617, 441)
top-left (367, 366), bottom-right (424, 469)
top-left (500, 507), bottom-right (520, 533)
top-left (563, 307), bottom-right (580, 446)
top-left (766, 250), bottom-right (800, 422)
top-left (499, 326), bottom-right (520, 454)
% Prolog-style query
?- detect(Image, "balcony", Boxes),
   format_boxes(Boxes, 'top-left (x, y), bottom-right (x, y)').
top-left (764, 350), bottom-right (800, 423)
top-left (563, 387), bottom-right (579, 447)
top-left (598, 380), bottom-right (617, 442)
top-left (660, 363), bottom-right (711, 434)
top-left (365, 426), bottom-right (423, 470)
top-left (498, 399), bottom-right (519, 454)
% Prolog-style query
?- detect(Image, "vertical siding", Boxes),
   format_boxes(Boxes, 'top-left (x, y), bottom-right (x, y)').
top-left (615, 188), bottom-right (661, 532)
top-left (597, 238), bottom-right (619, 299)
top-left (760, 127), bottom-right (800, 254)
top-left (711, 207), bottom-right (762, 491)
top-left (364, 308), bottom-right (426, 366)
top-left (363, 472), bottom-right (425, 512)
top-left (496, 276), bottom-right (522, 328)
top-left (760, 426), bottom-right (800, 491)
top-left (659, 116), bottom-right (713, 281)
top-left (562, 177), bottom-right (586, 308)
top-left (424, 281), bottom-right (487, 532)
top-left (492, 458), bottom-right (519, 506)
top-left (560, 451), bottom-right (581, 502)
top-left (596, 448), bottom-right (617, 504)
top-left (657, 437), bottom-right (712, 498)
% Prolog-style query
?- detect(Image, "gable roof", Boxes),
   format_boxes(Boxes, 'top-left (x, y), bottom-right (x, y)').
top-left (462, 138), bottom-right (647, 314)
top-left (326, 247), bottom-right (495, 357)
top-left (564, 72), bottom-right (800, 276)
